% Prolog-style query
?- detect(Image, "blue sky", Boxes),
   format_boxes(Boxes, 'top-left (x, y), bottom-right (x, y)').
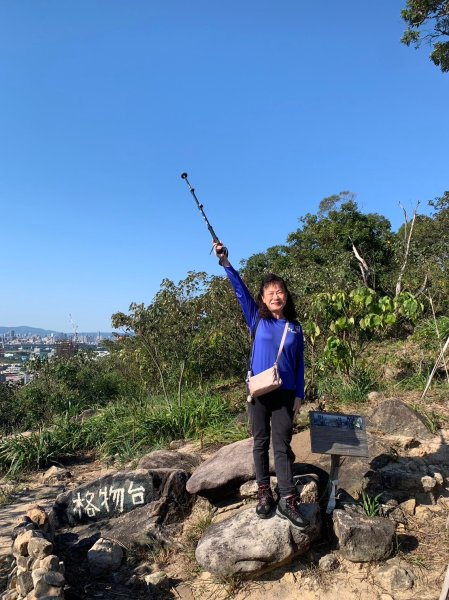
top-left (1, 1), bottom-right (448, 332)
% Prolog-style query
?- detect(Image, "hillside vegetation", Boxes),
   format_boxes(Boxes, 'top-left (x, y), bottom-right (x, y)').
top-left (1, 192), bottom-right (448, 476)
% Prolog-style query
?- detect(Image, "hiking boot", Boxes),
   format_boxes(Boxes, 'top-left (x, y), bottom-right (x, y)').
top-left (256, 484), bottom-right (275, 518)
top-left (276, 495), bottom-right (310, 529)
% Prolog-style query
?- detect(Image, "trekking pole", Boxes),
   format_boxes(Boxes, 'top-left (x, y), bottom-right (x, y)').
top-left (181, 172), bottom-right (228, 264)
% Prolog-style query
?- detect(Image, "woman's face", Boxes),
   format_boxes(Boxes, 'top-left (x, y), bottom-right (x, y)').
top-left (262, 283), bottom-right (287, 318)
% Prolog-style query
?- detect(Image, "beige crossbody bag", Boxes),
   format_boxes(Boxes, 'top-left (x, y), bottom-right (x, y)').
top-left (246, 320), bottom-right (289, 400)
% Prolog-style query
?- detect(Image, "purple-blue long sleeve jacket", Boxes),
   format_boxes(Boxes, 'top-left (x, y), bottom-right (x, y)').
top-left (224, 265), bottom-right (305, 399)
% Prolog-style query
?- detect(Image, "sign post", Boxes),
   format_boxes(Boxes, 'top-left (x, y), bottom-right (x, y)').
top-left (309, 411), bottom-right (368, 514)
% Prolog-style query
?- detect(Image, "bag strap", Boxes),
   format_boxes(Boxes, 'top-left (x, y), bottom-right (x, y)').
top-left (275, 321), bottom-right (290, 364)
top-left (247, 319), bottom-right (289, 372)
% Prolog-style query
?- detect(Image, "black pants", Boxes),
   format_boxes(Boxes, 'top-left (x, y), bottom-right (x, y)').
top-left (248, 388), bottom-right (296, 497)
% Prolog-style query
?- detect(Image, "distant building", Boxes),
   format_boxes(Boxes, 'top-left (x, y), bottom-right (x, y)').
top-left (55, 340), bottom-right (79, 359)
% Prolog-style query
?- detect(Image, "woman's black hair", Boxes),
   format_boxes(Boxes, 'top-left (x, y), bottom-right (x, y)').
top-left (257, 273), bottom-right (298, 321)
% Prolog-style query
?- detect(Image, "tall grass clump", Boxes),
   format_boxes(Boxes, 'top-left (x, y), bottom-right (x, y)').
top-left (0, 391), bottom-right (246, 476)
top-left (0, 416), bottom-right (87, 477)
top-left (86, 391), bottom-right (247, 460)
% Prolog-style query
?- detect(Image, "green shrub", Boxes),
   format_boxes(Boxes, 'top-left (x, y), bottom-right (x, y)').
top-left (0, 382), bottom-right (22, 434)
top-left (4, 353), bottom-right (131, 432)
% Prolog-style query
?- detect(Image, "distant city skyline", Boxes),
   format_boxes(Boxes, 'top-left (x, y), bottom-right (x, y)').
top-left (0, 326), bottom-right (114, 337)
top-left (2, 1), bottom-right (448, 331)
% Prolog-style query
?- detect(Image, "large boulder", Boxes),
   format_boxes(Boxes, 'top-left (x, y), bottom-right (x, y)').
top-left (54, 468), bottom-right (192, 526)
top-left (186, 438), bottom-right (274, 499)
top-left (368, 398), bottom-right (435, 441)
top-left (195, 503), bottom-right (321, 576)
top-left (333, 508), bottom-right (395, 562)
top-left (100, 469), bottom-right (195, 548)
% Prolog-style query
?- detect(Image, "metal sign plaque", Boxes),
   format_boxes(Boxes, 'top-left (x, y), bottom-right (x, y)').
top-left (309, 411), bottom-right (368, 457)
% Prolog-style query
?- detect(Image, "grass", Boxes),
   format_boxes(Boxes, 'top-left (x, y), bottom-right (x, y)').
top-left (317, 366), bottom-right (377, 408)
top-left (410, 403), bottom-right (449, 434)
top-left (359, 491), bottom-right (382, 517)
top-left (0, 391), bottom-right (247, 477)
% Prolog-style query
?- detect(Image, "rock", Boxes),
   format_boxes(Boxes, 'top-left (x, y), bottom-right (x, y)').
top-left (137, 449), bottom-right (201, 473)
top-left (25, 505), bottom-right (49, 532)
top-left (75, 408), bottom-right (99, 422)
top-left (100, 469), bottom-right (194, 547)
top-left (16, 555), bottom-right (34, 570)
top-left (54, 469), bottom-right (154, 525)
top-left (13, 530), bottom-right (44, 557)
top-left (319, 554), bottom-right (340, 571)
top-left (54, 468), bottom-right (186, 526)
top-left (239, 478), bottom-right (278, 499)
top-left (400, 498), bottom-right (416, 514)
top-left (367, 391), bottom-right (381, 402)
top-left (28, 537), bottom-right (53, 559)
top-left (333, 508), bottom-right (395, 562)
top-left (195, 503), bottom-right (321, 576)
top-left (381, 366), bottom-right (403, 381)
top-left (374, 559), bottom-right (415, 592)
top-left (172, 583), bottom-right (195, 600)
top-left (369, 398), bottom-right (435, 440)
top-left (368, 460), bottom-right (443, 503)
top-left (186, 438), bottom-right (275, 499)
top-left (144, 571), bottom-right (167, 585)
top-left (32, 567), bottom-right (65, 591)
top-left (294, 474), bottom-right (319, 504)
top-left (87, 537), bottom-right (123, 576)
top-left (42, 466), bottom-right (72, 483)
top-left (38, 555), bottom-right (60, 571)
top-left (421, 475), bottom-right (436, 492)
top-left (12, 517), bottom-right (37, 540)
top-left (16, 571), bottom-right (34, 595)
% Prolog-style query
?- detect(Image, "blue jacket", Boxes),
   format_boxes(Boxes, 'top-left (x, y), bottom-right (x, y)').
top-left (224, 265), bottom-right (304, 399)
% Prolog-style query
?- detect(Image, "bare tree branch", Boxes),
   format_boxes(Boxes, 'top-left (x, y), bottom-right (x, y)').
top-left (415, 273), bottom-right (429, 297)
top-left (350, 238), bottom-right (371, 287)
top-left (395, 202), bottom-right (420, 297)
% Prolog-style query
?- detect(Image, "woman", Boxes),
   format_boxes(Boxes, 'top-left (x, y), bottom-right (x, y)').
top-left (214, 243), bottom-right (309, 530)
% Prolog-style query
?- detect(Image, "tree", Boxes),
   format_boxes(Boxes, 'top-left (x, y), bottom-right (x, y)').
top-left (401, 0), bottom-right (449, 72)
top-left (286, 196), bottom-right (395, 298)
top-left (111, 271), bottom-right (250, 405)
top-left (393, 192), bottom-right (449, 312)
